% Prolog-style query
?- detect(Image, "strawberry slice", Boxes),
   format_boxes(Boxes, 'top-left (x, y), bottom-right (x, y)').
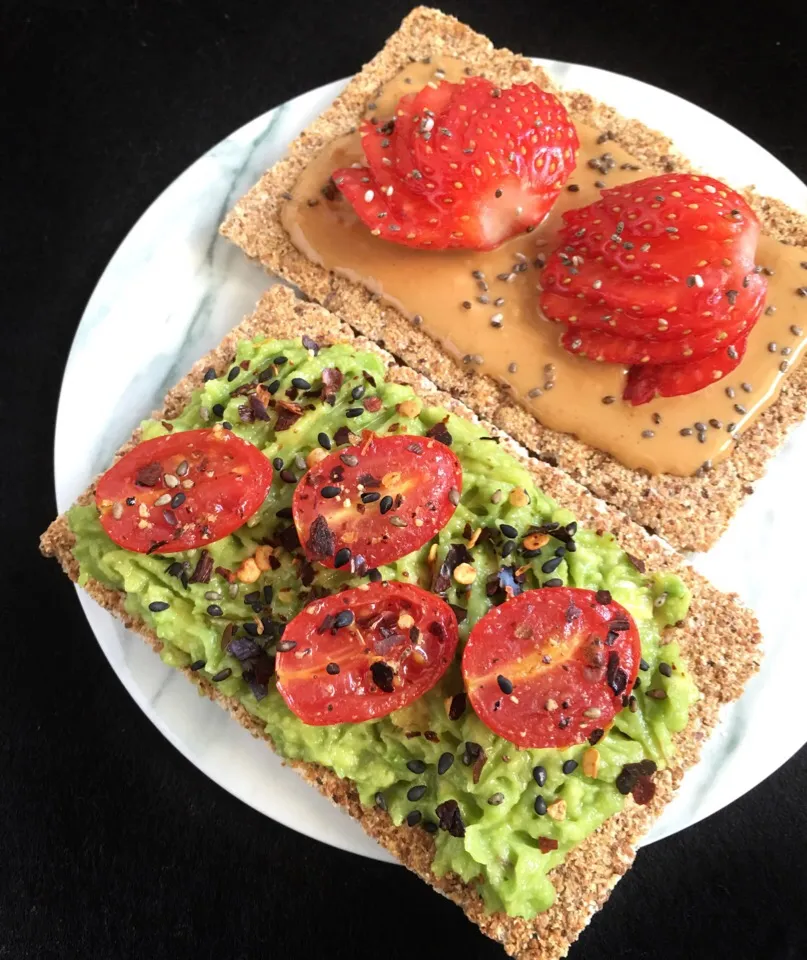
top-left (539, 173), bottom-right (767, 402)
top-left (561, 317), bottom-right (749, 365)
top-left (333, 77), bottom-right (579, 250)
top-left (624, 328), bottom-right (752, 405)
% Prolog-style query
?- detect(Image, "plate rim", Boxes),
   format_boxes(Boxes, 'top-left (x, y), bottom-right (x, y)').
top-left (53, 56), bottom-right (807, 860)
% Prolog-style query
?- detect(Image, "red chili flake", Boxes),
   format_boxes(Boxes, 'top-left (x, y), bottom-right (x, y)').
top-left (215, 565), bottom-right (235, 583)
top-left (161, 421), bottom-right (174, 432)
top-left (424, 730), bottom-right (440, 743)
top-left (537, 837), bottom-right (559, 854)
top-left (239, 360), bottom-right (250, 370)
top-left (435, 799), bottom-right (465, 838)
top-left (135, 462), bottom-right (162, 487)
top-left (447, 692), bottom-right (466, 721)
top-left (631, 775), bottom-right (656, 806)
top-left (626, 553), bottom-right (647, 574)
top-left (274, 400), bottom-right (303, 431)
top-left (472, 747), bottom-right (487, 785)
top-left (426, 420), bottom-right (453, 446)
top-left (370, 660), bottom-right (395, 692)
top-left (188, 550), bottom-right (213, 584)
top-left (363, 396), bottom-right (382, 413)
top-left (321, 367), bottom-right (343, 405)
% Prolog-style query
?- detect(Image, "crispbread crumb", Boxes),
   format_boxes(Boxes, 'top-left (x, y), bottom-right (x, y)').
top-left (220, 5), bottom-right (807, 553)
top-left (41, 284), bottom-right (761, 960)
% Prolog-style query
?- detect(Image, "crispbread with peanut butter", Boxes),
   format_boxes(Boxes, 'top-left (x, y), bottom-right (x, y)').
top-left (41, 285), bottom-right (761, 960)
top-left (219, 5), bottom-right (807, 552)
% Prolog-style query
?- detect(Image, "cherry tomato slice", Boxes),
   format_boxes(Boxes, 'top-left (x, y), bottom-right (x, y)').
top-left (96, 428), bottom-right (273, 554)
top-left (275, 581), bottom-right (459, 725)
top-left (293, 432), bottom-right (462, 571)
top-left (462, 587), bottom-right (641, 749)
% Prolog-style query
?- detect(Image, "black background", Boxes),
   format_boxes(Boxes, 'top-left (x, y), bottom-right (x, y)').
top-left (4, 1), bottom-right (807, 958)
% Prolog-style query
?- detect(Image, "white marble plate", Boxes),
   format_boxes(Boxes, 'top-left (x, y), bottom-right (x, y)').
top-left (55, 59), bottom-right (807, 863)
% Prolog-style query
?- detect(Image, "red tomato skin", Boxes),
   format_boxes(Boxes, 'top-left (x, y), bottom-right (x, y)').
top-left (276, 581), bottom-right (459, 725)
top-left (95, 428), bottom-right (273, 554)
top-left (462, 587), bottom-right (641, 749)
top-left (292, 433), bottom-right (462, 571)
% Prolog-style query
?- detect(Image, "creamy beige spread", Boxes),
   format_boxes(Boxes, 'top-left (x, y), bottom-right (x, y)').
top-left (282, 57), bottom-right (807, 476)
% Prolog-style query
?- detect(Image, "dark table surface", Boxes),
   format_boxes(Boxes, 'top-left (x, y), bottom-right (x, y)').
top-left (4, 1), bottom-right (807, 958)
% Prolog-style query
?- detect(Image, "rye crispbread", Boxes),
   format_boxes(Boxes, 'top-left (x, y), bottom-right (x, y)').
top-left (41, 285), bottom-right (761, 959)
top-left (219, 5), bottom-right (807, 553)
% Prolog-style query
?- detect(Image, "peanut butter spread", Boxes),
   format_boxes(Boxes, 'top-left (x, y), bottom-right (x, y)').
top-left (282, 58), bottom-right (807, 476)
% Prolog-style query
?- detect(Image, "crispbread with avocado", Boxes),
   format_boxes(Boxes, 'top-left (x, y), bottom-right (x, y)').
top-left (41, 285), bottom-right (761, 959)
top-left (219, 5), bottom-right (807, 553)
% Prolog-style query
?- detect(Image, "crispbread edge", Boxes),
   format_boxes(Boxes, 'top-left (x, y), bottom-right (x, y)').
top-left (41, 285), bottom-right (761, 960)
top-left (219, 4), bottom-right (807, 553)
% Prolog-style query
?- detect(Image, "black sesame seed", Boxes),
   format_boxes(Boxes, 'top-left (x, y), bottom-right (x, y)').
top-left (211, 668), bottom-right (232, 682)
top-left (361, 492), bottom-right (381, 503)
top-left (502, 540), bottom-right (516, 557)
top-left (406, 810), bottom-right (422, 826)
top-left (212, 403), bottom-right (225, 418)
top-left (291, 377), bottom-right (311, 390)
top-left (227, 366), bottom-right (240, 382)
top-left (497, 675), bottom-right (514, 695)
top-left (148, 601), bottom-right (170, 612)
top-left (407, 785), bottom-right (427, 802)
top-left (272, 457), bottom-right (284, 470)
top-left (280, 469), bottom-right (296, 483)
top-left (659, 662), bottom-right (672, 677)
top-left (333, 610), bottom-right (355, 629)
top-left (380, 495), bottom-right (393, 514)
top-left (438, 752), bottom-right (454, 775)
top-left (190, 660), bottom-right (206, 671)
top-left (170, 491), bottom-right (186, 509)
top-left (207, 604), bottom-right (223, 618)
top-left (543, 578), bottom-right (563, 588)
top-left (334, 547), bottom-right (352, 568)
top-left (541, 556), bottom-right (563, 574)
top-left (533, 765), bottom-right (547, 787)
top-left (351, 385), bottom-right (366, 400)
top-left (562, 759), bottom-right (578, 775)
top-left (274, 356), bottom-right (288, 365)
top-left (267, 380), bottom-right (280, 395)
top-left (639, 658), bottom-right (650, 671)
top-left (318, 432), bottom-right (332, 449)
top-left (375, 792), bottom-right (387, 811)
top-left (422, 820), bottom-right (438, 834)
top-left (368, 568), bottom-right (382, 583)
top-left (534, 796), bottom-right (547, 816)
top-left (499, 523), bottom-right (518, 539)
top-left (321, 485), bottom-right (341, 499)
top-left (244, 591), bottom-right (260, 604)
top-left (407, 759), bottom-right (426, 774)
top-left (346, 407), bottom-right (364, 418)
top-left (203, 367), bottom-right (216, 382)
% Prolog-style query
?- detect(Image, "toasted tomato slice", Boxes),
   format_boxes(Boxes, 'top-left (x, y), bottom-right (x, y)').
top-left (96, 428), bottom-right (273, 554)
top-left (293, 432), bottom-right (462, 571)
top-left (462, 587), bottom-right (641, 749)
top-left (275, 581), bottom-right (459, 725)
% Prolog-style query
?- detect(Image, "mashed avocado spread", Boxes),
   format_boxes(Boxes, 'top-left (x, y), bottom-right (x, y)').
top-left (69, 336), bottom-right (698, 919)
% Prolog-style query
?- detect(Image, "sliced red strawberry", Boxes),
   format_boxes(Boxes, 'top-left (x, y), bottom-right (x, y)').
top-left (624, 328), bottom-right (752, 404)
top-left (333, 77), bottom-right (579, 250)
top-left (561, 315), bottom-right (749, 365)
top-left (539, 173), bottom-right (767, 402)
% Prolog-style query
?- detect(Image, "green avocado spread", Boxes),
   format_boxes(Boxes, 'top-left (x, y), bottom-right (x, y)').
top-left (69, 336), bottom-right (698, 919)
